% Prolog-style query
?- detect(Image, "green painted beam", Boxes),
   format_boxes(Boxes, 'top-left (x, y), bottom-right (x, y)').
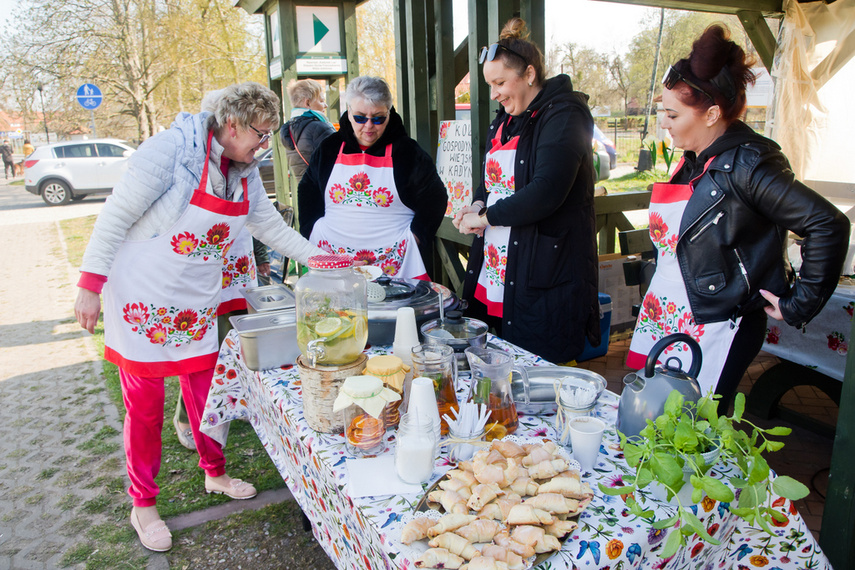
top-left (403, 0), bottom-right (433, 151)
top-left (434, 0), bottom-right (456, 121)
top-left (394, 0), bottom-right (410, 122)
top-left (468, 0), bottom-right (492, 196)
top-left (453, 36), bottom-right (470, 84)
top-left (820, 309), bottom-right (855, 566)
top-left (736, 10), bottom-right (777, 72)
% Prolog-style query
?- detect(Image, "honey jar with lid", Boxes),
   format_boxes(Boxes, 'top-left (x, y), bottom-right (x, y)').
top-left (333, 375), bottom-right (401, 456)
top-left (365, 354), bottom-right (409, 428)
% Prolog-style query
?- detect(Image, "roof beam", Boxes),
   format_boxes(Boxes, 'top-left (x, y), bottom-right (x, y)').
top-left (737, 10), bottom-right (777, 72)
top-left (590, 0), bottom-right (783, 16)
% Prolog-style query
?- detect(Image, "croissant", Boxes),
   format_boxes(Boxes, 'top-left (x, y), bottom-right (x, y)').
top-left (467, 483), bottom-right (504, 511)
top-left (439, 477), bottom-right (473, 500)
top-left (480, 544), bottom-right (525, 570)
top-left (454, 518), bottom-right (502, 543)
top-left (428, 532), bottom-right (480, 560)
top-left (505, 504), bottom-right (555, 525)
top-left (527, 458), bottom-right (569, 480)
top-left (544, 518), bottom-right (578, 538)
top-left (507, 476), bottom-right (538, 497)
top-left (457, 460), bottom-right (475, 472)
top-left (521, 445), bottom-right (554, 467)
top-left (537, 475), bottom-right (592, 499)
top-left (473, 460), bottom-right (505, 486)
top-left (428, 489), bottom-right (468, 514)
top-left (447, 468), bottom-right (477, 487)
top-left (502, 458), bottom-right (522, 487)
top-left (509, 524), bottom-right (544, 546)
top-left (401, 516), bottom-right (435, 545)
top-left (459, 556), bottom-right (510, 570)
top-left (414, 547), bottom-right (465, 569)
top-left (427, 514), bottom-right (477, 538)
top-left (522, 493), bottom-right (581, 515)
top-left (493, 529), bottom-right (536, 559)
top-left (490, 439), bottom-right (526, 458)
top-left (478, 494), bottom-right (522, 520)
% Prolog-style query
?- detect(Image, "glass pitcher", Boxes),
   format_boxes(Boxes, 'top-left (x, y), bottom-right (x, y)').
top-left (464, 347), bottom-right (529, 438)
top-left (409, 344), bottom-right (458, 436)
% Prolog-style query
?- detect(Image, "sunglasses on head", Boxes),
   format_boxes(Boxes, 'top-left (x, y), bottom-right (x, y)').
top-left (350, 113), bottom-right (387, 125)
top-left (662, 65), bottom-right (715, 103)
top-left (479, 43), bottom-right (527, 65)
top-left (247, 124), bottom-right (272, 145)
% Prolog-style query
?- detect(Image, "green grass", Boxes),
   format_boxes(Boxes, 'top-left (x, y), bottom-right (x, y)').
top-left (600, 168), bottom-right (670, 194)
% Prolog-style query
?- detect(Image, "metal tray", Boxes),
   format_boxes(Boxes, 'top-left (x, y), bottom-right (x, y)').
top-left (241, 284), bottom-right (295, 314)
top-left (229, 309), bottom-right (300, 371)
top-left (511, 366), bottom-right (606, 416)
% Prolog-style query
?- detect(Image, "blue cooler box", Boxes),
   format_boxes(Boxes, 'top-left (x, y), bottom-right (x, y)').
top-left (576, 293), bottom-right (612, 362)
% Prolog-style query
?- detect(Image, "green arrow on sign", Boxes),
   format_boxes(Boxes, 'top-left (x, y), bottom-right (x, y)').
top-left (313, 14), bottom-right (329, 45)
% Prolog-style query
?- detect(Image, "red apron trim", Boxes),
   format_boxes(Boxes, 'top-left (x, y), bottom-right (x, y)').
top-left (217, 297), bottom-right (247, 316)
top-left (490, 122), bottom-right (520, 152)
top-left (650, 182), bottom-right (694, 203)
top-left (411, 272), bottom-right (429, 281)
top-left (335, 142), bottom-right (394, 168)
top-left (105, 346), bottom-right (218, 377)
top-left (474, 283), bottom-right (504, 317)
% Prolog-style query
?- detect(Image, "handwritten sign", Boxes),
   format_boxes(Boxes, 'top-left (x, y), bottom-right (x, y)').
top-left (435, 120), bottom-right (472, 217)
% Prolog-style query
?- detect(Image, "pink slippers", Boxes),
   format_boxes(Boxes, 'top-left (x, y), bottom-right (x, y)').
top-left (205, 476), bottom-right (258, 500)
top-left (130, 507), bottom-right (172, 552)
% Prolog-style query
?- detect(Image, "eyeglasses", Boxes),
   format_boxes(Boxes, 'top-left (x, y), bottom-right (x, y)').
top-left (662, 65), bottom-right (715, 102)
top-left (247, 124), bottom-right (272, 145)
top-left (350, 113), bottom-right (387, 125)
top-left (479, 43), bottom-right (527, 65)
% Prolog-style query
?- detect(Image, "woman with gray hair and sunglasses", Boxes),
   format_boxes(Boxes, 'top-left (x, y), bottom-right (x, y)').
top-left (298, 75), bottom-right (446, 279)
top-left (73, 81), bottom-right (322, 552)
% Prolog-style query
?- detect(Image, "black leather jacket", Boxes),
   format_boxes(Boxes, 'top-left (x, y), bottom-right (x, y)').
top-left (673, 126), bottom-right (849, 328)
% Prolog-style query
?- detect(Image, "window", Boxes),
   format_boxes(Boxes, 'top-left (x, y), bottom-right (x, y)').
top-left (96, 143), bottom-right (127, 158)
top-left (55, 144), bottom-right (95, 159)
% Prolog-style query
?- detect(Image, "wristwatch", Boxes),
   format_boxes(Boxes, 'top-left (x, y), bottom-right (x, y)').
top-left (477, 206), bottom-right (489, 227)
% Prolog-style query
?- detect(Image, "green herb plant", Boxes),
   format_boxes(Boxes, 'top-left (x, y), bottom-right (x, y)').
top-left (599, 390), bottom-right (809, 559)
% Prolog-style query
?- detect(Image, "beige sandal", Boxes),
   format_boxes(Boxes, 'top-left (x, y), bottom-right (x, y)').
top-left (130, 508), bottom-right (172, 552)
top-left (205, 476), bottom-right (257, 500)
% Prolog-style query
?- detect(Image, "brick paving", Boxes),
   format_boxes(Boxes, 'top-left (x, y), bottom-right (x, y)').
top-left (576, 335), bottom-right (836, 541)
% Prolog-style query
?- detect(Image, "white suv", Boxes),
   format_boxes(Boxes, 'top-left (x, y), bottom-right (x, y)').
top-left (24, 139), bottom-right (136, 206)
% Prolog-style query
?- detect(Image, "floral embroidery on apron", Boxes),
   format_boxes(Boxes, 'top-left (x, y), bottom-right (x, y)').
top-left (474, 122), bottom-right (517, 317)
top-left (103, 130), bottom-right (250, 377)
top-left (627, 158), bottom-right (740, 395)
top-left (218, 224), bottom-right (258, 315)
top-left (311, 142), bottom-right (427, 279)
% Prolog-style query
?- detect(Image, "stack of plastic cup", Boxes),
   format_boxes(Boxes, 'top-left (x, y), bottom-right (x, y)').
top-left (392, 307), bottom-right (419, 365)
top-left (407, 377), bottom-right (442, 442)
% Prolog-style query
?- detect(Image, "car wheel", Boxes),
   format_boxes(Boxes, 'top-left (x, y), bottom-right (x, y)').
top-left (41, 180), bottom-right (72, 206)
top-left (71, 194), bottom-right (86, 202)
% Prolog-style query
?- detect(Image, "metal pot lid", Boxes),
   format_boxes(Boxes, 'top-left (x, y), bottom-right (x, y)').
top-left (367, 276), bottom-right (456, 320)
top-left (240, 284), bottom-right (295, 312)
top-left (230, 309), bottom-right (296, 333)
top-left (421, 312), bottom-right (488, 340)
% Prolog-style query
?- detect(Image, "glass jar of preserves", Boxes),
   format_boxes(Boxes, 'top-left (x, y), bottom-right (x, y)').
top-left (333, 375), bottom-right (401, 456)
top-left (365, 354), bottom-right (409, 428)
top-left (295, 254), bottom-right (368, 366)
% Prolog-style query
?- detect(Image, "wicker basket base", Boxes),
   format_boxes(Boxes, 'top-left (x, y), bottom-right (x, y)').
top-left (297, 353), bottom-right (367, 433)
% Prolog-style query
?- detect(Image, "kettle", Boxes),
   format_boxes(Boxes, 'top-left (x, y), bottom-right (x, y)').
top-left (616, 333), bottom-right (703, 439)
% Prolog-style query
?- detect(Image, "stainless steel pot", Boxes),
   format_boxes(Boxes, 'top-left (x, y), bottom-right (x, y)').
top-left (420, 310), bottom-right (487, 369)
top-left (229, 309), bottom-right (300, 371)
top-left (366, 276), bottom-right (458, 345)
top-left (241, 284), bottom-right (296, 314)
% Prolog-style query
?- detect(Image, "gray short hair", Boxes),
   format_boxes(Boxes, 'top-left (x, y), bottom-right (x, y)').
top-left (207, 82), bottom-right (281, 129)
top-left (345, 76), bottom-right (393, 110)
top-left (286, 79), bottom-right (324, 107)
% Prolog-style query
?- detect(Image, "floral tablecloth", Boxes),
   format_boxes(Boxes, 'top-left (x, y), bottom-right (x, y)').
top-left (762, 283), bottom-right (855, 381)
top-left (201, 332), bottom-right (830, 570)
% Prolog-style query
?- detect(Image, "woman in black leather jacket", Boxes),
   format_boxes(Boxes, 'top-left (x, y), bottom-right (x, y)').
top-left (626, 25), bottom-right (849, 412)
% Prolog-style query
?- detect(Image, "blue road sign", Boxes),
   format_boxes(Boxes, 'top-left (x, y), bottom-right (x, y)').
top-left (76, 83), bottom-right (102, 110)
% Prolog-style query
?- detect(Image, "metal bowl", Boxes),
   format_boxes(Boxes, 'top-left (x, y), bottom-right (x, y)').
top-left (511, 366), bottom-right (606, 416)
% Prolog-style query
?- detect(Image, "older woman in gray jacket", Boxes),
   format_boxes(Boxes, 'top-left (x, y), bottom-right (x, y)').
top-left (74, 82), bottom-right (322, 552)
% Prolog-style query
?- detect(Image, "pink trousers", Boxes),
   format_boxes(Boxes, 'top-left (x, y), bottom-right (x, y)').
top-left (119, 367), bottom-right (226, 507)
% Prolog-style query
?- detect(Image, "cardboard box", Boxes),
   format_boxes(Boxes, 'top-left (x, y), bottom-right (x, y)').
top-left (597, 253), bottom-right (643, 333)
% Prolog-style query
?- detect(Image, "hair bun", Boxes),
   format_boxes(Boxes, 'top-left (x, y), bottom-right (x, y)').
top-left (499, 17), bottom-right (529, 41)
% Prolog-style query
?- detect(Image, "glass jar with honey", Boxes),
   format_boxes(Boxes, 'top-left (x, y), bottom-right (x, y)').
top-left (365, 354), bottom-right (409, 428)
top-left (410, 344), bottom-right (458, 436)
top-left (333, 375), bottom-right (401, 456)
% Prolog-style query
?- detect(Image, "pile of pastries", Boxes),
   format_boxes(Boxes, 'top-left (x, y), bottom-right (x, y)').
top-left (400, 439), bottom-right (594, 570)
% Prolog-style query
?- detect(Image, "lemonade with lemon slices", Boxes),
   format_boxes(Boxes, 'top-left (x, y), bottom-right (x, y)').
top-left (297, 307), bottom-right (368, 365)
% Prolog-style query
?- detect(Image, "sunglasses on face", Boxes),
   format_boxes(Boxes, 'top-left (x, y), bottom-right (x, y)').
top-left (662, 65), bottom-right (715, 102)
top-left (479, 43), bottom-right (527, 65)
top-left (248, 124), bottom-right (272, 145)
top-left (350, 113), bottom-right (387, 125)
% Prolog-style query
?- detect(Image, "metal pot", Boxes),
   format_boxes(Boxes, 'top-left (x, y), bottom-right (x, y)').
top-left (366, 275), bottom-right (458, 345)
top-left (420, 310), bottom-right (487, 369)
top-left (616, 333), bottom-right (703, 439)
top-left (241, 284), bottom-right (295, 314)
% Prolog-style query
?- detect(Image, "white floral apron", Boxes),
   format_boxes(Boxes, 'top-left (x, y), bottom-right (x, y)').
top-left (103, 130), bottom-right (249, 377)
top-left (627, 158), bottom-right (740, 395)
top-left (310, 142), bottom-right (427, 279)
top-left (218, 224), bottom-right (257, 315)
top-left (474, 122), bottom-right (517, 317)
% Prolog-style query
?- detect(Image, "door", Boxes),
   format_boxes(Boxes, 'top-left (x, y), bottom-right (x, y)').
top-left (95, 143), bottom-right (132, 189)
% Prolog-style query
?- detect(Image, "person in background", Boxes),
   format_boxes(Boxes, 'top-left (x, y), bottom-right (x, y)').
top-left (0, 140), bottom-right (14, 179)
top-left (22, 139), bottom-right (35, 157)
top-left (626, 25), bottom-right (849, 413)
top-left (454, 18), bottom-right (600, 364)
top-left (298, 76), bottom-right (446, 279)
top-left (281, 78), bottom-right (336, 185)
top-left (74, 82), bottom-right (323, 552)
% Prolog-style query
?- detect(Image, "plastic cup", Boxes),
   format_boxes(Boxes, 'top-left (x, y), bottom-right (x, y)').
top-left (407, 376), bottom-right (442, 441)
top-left (568, 416), bottom-right (606, 472)
top-left (392, 307), bottom-right (419, 365)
